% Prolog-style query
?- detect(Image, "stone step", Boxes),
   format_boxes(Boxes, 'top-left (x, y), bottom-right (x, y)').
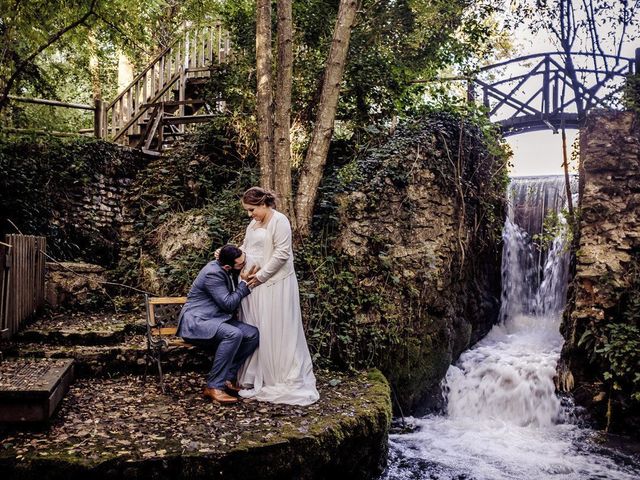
top-left (0, 370), bottom-right (391, 480)
top-left (5, 336), bottom-right (211, 380)
top-left (14, 312), bottom-right (146, 346)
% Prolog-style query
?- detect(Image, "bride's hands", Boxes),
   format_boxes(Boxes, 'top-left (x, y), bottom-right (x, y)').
top-left (240, 265), bottom-right (260, 285)
top-left (247, 274), bottom-right (262, 289)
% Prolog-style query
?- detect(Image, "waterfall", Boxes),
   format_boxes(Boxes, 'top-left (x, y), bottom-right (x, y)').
top-left (500, 176), bottom-right (573, 325)
top-left (382, 176), bottom-right (640, 480)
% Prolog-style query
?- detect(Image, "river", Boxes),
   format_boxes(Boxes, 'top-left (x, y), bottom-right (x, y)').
top-left (381, 177), bottom-right (640, 480)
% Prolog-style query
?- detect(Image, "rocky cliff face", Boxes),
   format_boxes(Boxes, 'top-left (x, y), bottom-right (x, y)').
top-left (332, 114), bottom-right (508, 414)
top-left (559, 110), bottom-right (640, 434)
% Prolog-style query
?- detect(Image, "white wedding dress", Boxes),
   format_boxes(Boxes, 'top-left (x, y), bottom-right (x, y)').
top-left (238, 213), bottom-right (319, 406)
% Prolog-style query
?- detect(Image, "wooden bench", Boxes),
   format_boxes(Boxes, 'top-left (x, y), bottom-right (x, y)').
top-left (144, 295), bottom-right (188, 393)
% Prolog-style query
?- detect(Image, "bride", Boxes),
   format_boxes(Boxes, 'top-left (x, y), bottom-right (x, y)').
top-left (237, 186), bottom-right (319, 406)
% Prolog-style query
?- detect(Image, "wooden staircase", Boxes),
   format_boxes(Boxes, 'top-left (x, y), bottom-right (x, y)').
top-left (98, 25), bottom-right (229, 154)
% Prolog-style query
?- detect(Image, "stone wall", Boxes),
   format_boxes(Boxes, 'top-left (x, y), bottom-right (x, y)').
top-left (45, 262), bottom-right (107, 308)
top-left (334, 114), bottom-right (507, 414)
top-left (0, 138), bottom-right (147, 267)
top-left (49, 151), bottom-right (143, 266)
top-left (558, 110), bottom-right (640, 433)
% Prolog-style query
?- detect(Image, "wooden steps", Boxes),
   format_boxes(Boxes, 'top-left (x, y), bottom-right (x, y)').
top-left (103, 25), bottom-right (229, 154)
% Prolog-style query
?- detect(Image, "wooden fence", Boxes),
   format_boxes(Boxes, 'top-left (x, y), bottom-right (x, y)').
top-left (0, 235), bottom-right (46, 338)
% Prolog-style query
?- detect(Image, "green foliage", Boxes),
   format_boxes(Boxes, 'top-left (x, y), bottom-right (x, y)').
top-left (597, 323), bottom-right (640, 401)
top-left (295, 109), bottom-right (509, 371)
top-left (115, 122), bottom-right (258, 295)
top-left (532, 209), bottom-right (576, 251)
top-left (577, 252), bottom-right (640, 404)
top-left (297, 239), bottom-right (404, 370)
top-left (0, 133), bottom-right (143, 263)
top-left (0, 0), bottom-right (222, 128)
top-left (208, 0), bottom-right (508, 134)
top-left (623, 73), bottom-right (640, 114)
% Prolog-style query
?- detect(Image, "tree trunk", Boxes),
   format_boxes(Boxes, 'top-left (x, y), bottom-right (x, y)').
top-left (256, 0), bottom-right (275, 190)
top-left (88, 31), bottom-right (101, 100)
top-left (294, 0), bottom-right (358, 238)
top-left (274, 0), bottom-right (294, 222)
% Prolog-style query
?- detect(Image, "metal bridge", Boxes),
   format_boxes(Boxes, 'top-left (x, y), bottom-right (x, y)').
top-left (466, 49), bottom-right (639, 136)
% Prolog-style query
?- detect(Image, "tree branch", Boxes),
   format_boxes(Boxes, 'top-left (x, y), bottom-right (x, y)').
top-left (0, 0), bottom-right (98, 110)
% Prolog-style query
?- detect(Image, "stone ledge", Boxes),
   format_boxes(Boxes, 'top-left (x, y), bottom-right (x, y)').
top-left (0, 370), bottom-right (391, 480)
top-left (7, 337), bottom-right (211, 379)
top-left (15, 312), bottom-right (145, 347)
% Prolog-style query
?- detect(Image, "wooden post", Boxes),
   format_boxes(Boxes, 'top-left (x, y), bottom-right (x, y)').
top-left (635, 47), bottom-right (640, 75)
top-left (0, 242), bottom-right (11, 339)
top-left (179, 67), bottom-right (186, 134)
top-left (94, 99), bottom-right (105, 138)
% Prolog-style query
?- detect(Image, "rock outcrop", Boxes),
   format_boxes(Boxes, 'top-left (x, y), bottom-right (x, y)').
top-left (559, 110), bottom-right (640, 434)
top-left (332, 114), bottom-right (508, 414)
top-left (0, 369), bottom-right (391, 480)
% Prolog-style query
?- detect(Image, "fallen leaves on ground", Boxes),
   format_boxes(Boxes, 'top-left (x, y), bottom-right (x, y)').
top-left (0, 370), bottom-right (378, 464)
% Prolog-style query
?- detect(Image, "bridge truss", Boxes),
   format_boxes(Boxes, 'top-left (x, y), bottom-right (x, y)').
top-left (467, 50), bottom-right (638, 136)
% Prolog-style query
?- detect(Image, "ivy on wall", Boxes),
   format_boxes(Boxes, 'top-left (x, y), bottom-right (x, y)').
top-left (0, 134), bottom-right (144, 265)
top-left (114, 122), bottom-right (258, 295)
top-left (296, 110), bottom-right (510, 371)
top-left (578, 250), bottom-right (640, 408)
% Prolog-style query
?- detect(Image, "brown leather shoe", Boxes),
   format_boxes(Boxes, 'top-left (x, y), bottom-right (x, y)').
top-left (203, 387), bottom-right (238, 404)
top-left (224, 380), bottom-right (242, 393)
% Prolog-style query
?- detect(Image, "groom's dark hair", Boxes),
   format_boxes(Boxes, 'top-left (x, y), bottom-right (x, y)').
top-left (218, 244), bottom-right (243, 267)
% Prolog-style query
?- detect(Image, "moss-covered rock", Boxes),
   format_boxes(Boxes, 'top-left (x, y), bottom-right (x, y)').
top-left (305, 112), bottom-right (509, 414)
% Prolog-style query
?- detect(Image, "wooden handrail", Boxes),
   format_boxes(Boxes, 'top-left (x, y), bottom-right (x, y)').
top-left (111, 71), bottom-right (181, 142)
top-left (8, 95), bottom-right (94, 110)
top-left (105, 24), bottom-right (228, 149)
top-left (106, 24), bottom-right (221, 110)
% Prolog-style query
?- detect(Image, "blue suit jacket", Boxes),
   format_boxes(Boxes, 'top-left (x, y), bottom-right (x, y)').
top-left (176, 260), bottom-right (251, 341)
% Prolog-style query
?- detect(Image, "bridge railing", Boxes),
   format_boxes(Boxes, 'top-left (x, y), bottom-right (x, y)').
top-left (468, 50), bottom-right (638, 135)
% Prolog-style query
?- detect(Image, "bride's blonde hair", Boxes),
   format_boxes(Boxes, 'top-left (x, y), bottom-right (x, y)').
top-left (242, 186), bottom-right (277, 208)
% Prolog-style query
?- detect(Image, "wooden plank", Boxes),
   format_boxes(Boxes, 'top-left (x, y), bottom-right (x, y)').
top-left (200, 30), bottom-right (206, 74)
top-left (218, 24), bottom-right (223, 63)
top-left (35, 238), bottom-right (43, 309)
top-left (148, 297), bottom-right (187, 304)
top-left (2, 235), bottom-right (46, 337)
top-left (26, 236), bottom-right (31, 319)
top-left (163, 114), bottom-right (220, 125)
top-left (0, 358), bottom-right (74, 422)
top-left (152, 327), bottom-right (180, 336)
top-left (207, 27), bottom-right (213, 65)
top-left (14, 235), bottom-right (20, 333)
top-left (159, 56), bottom-right (165, 90)
top-left (0, 244), bottom-right (8, 333)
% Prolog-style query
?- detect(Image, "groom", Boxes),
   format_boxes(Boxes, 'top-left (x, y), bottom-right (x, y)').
top-left (177, 244), bottom-right (259, 405)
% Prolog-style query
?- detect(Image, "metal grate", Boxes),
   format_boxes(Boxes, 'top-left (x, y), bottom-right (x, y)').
top-left (0, 358), bottom-right (72, 392)
top-left (0, 358), bottom-right (75, 422)
top-left (152, 304), bottom-right (183, 328)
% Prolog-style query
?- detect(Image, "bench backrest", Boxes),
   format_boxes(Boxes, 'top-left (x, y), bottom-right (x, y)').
top-left (145, 296), bottom-right (187, 336)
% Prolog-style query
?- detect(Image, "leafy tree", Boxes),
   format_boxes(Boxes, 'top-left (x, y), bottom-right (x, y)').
top-left (0, 0), bottom-right (222, 117)
top-left (213, 0), bottom-right (506, 236)
top-left (1, 0), bottom-right (507, 236)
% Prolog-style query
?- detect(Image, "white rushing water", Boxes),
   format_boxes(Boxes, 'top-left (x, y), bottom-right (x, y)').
top-left (383, 177), bottom-right (640, 480)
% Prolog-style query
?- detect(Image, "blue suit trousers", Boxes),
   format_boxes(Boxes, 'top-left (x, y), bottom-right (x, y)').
top-left (187, 320), bottom-right (259, 389)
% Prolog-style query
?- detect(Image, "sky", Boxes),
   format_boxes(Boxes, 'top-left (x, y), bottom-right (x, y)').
top-left (507, 130), bottom-right (578, 177)
top-left (501, 10), bottom-right (637, 177)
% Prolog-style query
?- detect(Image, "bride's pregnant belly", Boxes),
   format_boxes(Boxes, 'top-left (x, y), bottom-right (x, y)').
top-left (245, 252), bottom-right (264, 269)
